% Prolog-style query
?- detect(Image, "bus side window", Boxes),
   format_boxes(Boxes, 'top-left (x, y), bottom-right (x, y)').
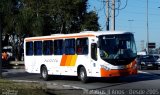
top-left (76, 38), bottom-right (88, 55)
top-left (43, 40), bottom-right (53, 55)
top-left (91, 43), bottom-right (97, 61)
top-left (54, 40), bottom-right (64, 55)
top-left (65, 39), bottom-right (75, 55)
top-left (34, 41), bottom-right (42, 55)
top-left (26, 42), bottom-right (33, 56)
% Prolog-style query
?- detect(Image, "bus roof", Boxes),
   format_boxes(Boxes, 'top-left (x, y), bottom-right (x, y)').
top-left (24, 31), bottom-right (133, 41)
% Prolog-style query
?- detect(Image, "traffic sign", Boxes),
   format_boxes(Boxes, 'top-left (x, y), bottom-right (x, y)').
top-left (148, 43), bottom-right (156, 48)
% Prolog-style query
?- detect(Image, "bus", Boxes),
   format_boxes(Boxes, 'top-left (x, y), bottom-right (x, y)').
top-left (24, 31), bottom-right (137, 83)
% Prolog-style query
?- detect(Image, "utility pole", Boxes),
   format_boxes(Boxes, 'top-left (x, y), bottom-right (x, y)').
top-left (106, 0), bottom-right (109, 31)
top-left (146, 0), bottom-right (149, 54)
top-left (111, 0), bottom-right (115, 31)
top-left (0, 13), bottom-right (2, 78)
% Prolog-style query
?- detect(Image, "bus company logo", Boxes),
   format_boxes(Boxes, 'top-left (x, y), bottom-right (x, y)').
top-left (44, 59), bottom-right (58, 63)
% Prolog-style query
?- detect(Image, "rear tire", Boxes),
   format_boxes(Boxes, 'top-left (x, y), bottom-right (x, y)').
top-left (79, 67), bottom-right (88, 83)
top-left (41, 66), bottom-right (50, 81)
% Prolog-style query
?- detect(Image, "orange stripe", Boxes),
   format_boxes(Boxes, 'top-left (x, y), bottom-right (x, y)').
top-left (54, 34), bottom-right (95, 40)
top-left (70, 55), bottom-right (77, 66)
top-left (60, 55), bottom-right (67, 66)
top-left (65, 55), bottom-right (72, 66)
top-left (100, 68), bottom-right (137, 77)
top-left (60, 55), bottom-right (78, 66)
top-left (25, 34), bottom-right (95, 42)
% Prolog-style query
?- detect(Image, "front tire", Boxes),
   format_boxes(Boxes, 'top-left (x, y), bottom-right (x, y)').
top-left (79, 67), bottom-right (88, 83)
top-left (41, 66), bottom-right (50, 81)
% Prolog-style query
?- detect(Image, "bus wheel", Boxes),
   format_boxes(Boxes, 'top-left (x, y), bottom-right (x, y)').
top-left (41, 66), bottom-right (49, 81)
top-left (79, 67), bottom-right (88, 83)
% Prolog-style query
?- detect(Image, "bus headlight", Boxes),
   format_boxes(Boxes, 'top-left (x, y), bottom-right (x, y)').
top-left (101, 65), bottom-right (110, 70)
top-left (141, 62), bottom-right (145, 65)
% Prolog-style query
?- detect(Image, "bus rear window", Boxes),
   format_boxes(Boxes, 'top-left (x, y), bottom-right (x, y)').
top-left (26, 42), bottom-right (33, 56)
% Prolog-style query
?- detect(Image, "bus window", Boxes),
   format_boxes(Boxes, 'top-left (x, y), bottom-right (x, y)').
top-left (91, 43), bottom-right (97, 61)
top-left (76, 38), bottom-right (88, 55)
top-left (54, 40), bottom-right (64, 55)
top-left (26, 42), bottom-right (33, 56)
top-left (34, 41), bottom-right (42, 55)
top-left (43, 40), bottom-right (53, 55)
top-left (65, 39), bottom-right (75, 55)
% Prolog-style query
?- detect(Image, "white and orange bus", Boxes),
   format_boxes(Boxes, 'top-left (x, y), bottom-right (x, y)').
top-left (24, 31), bottom-right (137, 83)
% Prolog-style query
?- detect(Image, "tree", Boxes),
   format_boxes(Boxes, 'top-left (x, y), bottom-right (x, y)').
top-left (0, 0), bottom-right (14, 34)
top-left (1, 0), bottom-right (100, 36)
top-left (0, 0), bottom-right (100, 61)
top-left (81, 11), bottom-right (100, 31)
top-left (43, 0), bottom-right (89, 34)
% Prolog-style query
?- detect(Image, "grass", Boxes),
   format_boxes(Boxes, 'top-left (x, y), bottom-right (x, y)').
top-left (0, 79), bottom-right (84, 95)
top-left (0, 79), bottom-right (50, 95)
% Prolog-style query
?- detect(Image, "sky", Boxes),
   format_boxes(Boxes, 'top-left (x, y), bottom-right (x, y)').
top-left (88, 0), bottom-right (160, 51)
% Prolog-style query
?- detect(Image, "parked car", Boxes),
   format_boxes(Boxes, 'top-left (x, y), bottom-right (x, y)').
top-left (137, 55), bottom-right (160, 70)
top-left (2, 46), bottom-right (13, 68)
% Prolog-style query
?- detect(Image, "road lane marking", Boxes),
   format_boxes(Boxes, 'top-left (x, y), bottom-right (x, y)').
top-left (63, 85), bottom-right (72, 88)
top-left (72, 86), bottom-right (86, 90)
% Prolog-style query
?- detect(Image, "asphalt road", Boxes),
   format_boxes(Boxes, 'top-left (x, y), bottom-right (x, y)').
top-left (2, 69), bottom-right (160, 89)
top-left (2, 69), bottom-right (160, 95)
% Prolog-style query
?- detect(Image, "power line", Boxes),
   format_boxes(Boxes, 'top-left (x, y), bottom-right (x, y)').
top-left (117, 0), bottom-right (128, 10)
top-left (94, 0), bottom-right (129, 30)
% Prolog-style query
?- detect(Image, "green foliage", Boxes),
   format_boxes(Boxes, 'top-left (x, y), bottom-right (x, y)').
top-left (0, 0), bottom-right (100, 36)
top-left (0, 79), bottom-right (48, 95)
top-left (0, 0), bottom-right (100, 61)
top-left (44, 0), bottom-right (89, 34)
top-left (0, 0), bottom-right (13, 34)
top-left (81, 11), bottom-right (100, 31)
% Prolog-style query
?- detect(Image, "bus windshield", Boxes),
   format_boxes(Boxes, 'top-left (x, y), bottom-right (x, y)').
top-left (99, 34), bottom-right (137, 65)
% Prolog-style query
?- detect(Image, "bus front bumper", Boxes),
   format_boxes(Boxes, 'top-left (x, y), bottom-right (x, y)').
top-left (100, 68), bottom-right (137, 77)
